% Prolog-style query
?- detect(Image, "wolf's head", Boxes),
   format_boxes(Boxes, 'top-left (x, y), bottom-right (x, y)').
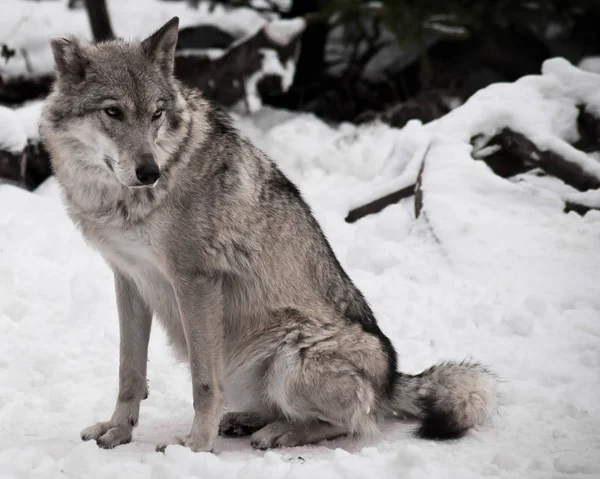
top-left (43, 17), bottom-right (187, 188)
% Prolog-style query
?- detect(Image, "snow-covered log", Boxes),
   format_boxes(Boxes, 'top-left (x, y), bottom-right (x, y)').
top-left (347, 58), bottom-right (600, 222)
top-left (175, 18), bottom-right (305, 111)
top-left (477, 128), bottom-right (600, 191)
top-left (0, 101), bottom-right (49, 190)
top-left (0, 74), bottom-right (53, 105)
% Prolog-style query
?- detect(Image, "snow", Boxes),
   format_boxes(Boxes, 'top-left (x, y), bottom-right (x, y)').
top-left (251, 0), bottom-right (292, 12)
top-left (1, 5), bottom-right (600, 476)
top-left (578, 56), bottom-right (600, 75)
top-left (264, 18), bottom-right (305, 45)
top-left (1, 95), bottom-right (600, 479)
top-left (176, 48), bottom-right (225, 61)
top-left (0, 105), bottom-right (27, 153)
top-left (423, 21), bottom-right (468, 38)
top-left (344, 120), bottom-right (431, 211)
top-left (0, 0), bottom-right (267, 77)
top-left (13, 100), bottom-right (44, 142)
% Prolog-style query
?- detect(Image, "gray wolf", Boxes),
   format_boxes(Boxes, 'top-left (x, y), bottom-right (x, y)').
top-left (40, 17), bottom-right (497, 453)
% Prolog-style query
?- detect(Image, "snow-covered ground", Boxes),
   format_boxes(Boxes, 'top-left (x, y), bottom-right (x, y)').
top-left (1, 89), bottom-right (600, 479)
top-left (1, 0), bottom-right (600, 477)
top-left (0, 0), bottom-right (267, 78)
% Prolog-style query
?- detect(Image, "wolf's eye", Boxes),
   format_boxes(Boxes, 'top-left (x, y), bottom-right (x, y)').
top-left (152, 108), bottom-right (164, 121)
top-left (104, 107), bottom-right (122, 119)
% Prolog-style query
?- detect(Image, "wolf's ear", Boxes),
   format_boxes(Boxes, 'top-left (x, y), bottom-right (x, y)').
top-left (142, 17), bottom-right (179, 74)
top-left (50, 37), bottom-right (89, 83)
top-left (50, 36), bottom-right (88, 83)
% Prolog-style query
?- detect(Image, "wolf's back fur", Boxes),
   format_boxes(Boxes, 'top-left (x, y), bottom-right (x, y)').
top-left (40, 17), bottom-right (497, 452)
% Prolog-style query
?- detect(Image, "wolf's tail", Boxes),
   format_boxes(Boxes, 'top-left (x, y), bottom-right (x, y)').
top-left (387, 360), bottom-right (498, 439)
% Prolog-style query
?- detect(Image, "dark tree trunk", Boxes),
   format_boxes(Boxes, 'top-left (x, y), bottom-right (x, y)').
top-left (84, 0), bottom-right (115, 42)
top-left (278, 0), bottom-right (329, 108)
top-left (287, 0), bottom-right (327, 84)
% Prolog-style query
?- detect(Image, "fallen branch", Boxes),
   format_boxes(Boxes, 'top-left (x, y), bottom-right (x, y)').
top-left (411, 147), bottom-right (446, 254)
top-left (471, 133), bottom-right (536, 178)
top-left (563, 201), bottom-right (600, 215)
top-left (345, 183), bottom-right (415, 223)
top-left (414, 157), bottom-right (425, 218)
top-left (345, 137), bottom-right (433, 223)
top-left (490, 128), bottom-right (600, 191)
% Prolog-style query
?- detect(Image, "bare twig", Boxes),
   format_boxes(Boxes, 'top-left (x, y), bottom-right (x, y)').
top-left (20, 48), bottom-right (33, 74)
top-left (19, 147), bottom-right (28, 187)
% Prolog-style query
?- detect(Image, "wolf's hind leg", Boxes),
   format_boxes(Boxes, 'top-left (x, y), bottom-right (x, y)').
top-left (258, 314), bottom-right (387, 449)
top-left (219, 411), bottom-right (273, 437)
top-left (250, 419), bottom-right (347, 449)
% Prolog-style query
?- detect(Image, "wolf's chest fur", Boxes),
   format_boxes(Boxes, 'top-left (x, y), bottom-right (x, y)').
top-left (85, 222), bottom-right (189, 357)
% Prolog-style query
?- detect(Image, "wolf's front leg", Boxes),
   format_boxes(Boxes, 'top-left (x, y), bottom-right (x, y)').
top-left (157, 275), bottom-right (224, 453)
top-left (81, 270), bottom-right (152, 449)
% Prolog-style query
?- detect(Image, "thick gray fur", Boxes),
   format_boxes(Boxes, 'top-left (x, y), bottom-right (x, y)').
top-left (40, 17), bottom-right (498, 452)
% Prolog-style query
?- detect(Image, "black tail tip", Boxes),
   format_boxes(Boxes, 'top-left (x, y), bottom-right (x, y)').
top-left (416, 411), bottom-right (469, 440)
top-left (410, 360), bottom-right (498, 440)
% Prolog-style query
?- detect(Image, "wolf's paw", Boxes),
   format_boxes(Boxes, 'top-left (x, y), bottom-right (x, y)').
top-left (219, 412), bottom-right (267, 437)
top-left (249, 422), bottom-right (304, 450)
top-left (81, 422), bottom-right (132, 449)
top-left (156, 435), bottom-right (214, 454)
top-left (250, 431), bottom-right (302, 450)
top-left (249, 420), bottom-right (346, 449)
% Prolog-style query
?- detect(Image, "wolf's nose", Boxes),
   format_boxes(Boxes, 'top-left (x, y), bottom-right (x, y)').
top-left (136, 161), bottom-right (161, 185)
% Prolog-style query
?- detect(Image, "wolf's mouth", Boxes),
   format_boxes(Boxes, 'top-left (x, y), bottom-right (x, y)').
top-left (130, 182), bottom-right (158, 189)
